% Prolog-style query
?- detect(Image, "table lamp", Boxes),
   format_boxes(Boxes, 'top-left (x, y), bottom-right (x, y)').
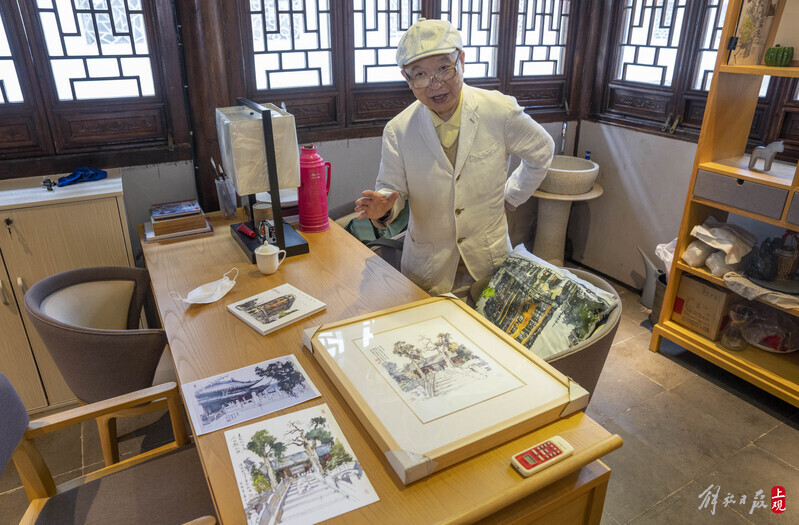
top-left (216, 99), bottom-right (309, 262)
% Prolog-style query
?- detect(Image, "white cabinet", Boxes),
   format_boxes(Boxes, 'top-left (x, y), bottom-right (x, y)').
top-left (0, 170), bottom-right (133, 411)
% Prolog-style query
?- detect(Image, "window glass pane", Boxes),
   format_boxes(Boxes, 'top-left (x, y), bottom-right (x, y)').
top-left (441, 0), bottom-right (500, 79)
top-left (0, 7), bottom-right (23, 103)
top-left (692, 0), bottom-right (728, 91)
top-left (353, 0), bottom-right (421, 84)
top-left (251, 0), bottom-right (332, 90)
top-left (514, 0), bottom-right (570, 76)
top-left (36, 0), bottom-right (155, 101)
top-left (615, 0), bottom-right (687, 87)
top-left (758, 75), bottom-right (769, 97)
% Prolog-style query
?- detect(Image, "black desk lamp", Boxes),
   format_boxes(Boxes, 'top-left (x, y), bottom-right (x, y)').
top-left (217, 99), bottom-right (309, 262)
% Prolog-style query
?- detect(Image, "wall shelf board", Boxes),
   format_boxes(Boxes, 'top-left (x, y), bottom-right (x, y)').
top-left (654, 321), bottom-right (799, 406)
top-left (718, 64), bottom-right (799, 78)
top-left (700, 157), bottom-right (796, 188)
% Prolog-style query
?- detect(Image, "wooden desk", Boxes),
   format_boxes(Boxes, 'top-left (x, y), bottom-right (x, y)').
top-left (141, 212), bottom-right (621, 524)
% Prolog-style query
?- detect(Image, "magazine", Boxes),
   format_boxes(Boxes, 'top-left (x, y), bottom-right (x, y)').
top-left (150, 198), bottom-right (202, 220)
top-left (181, 355), bottom-right (321, 435)
top-left (225, 403), bottom-right (378, 525)
top-left (227, 283), bottom-right (326, 336)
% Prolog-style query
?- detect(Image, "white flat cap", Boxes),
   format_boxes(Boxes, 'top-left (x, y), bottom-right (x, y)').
top-left (396, 18), bottom-right (463, 67)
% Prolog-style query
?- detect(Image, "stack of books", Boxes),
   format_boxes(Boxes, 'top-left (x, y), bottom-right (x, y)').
top-left (144, 199), bottom-right (213, 242)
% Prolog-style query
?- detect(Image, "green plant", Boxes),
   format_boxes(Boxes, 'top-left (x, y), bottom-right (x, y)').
top-left (764, 45), bottom-right (794, 67)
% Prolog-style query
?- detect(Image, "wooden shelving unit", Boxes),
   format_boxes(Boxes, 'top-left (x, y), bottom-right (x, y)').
top-left (650, 0), bottom-right (799, 407)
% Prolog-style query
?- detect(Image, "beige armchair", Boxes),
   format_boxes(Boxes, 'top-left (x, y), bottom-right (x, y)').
top-left (24, 267), bottom-right (174, 466)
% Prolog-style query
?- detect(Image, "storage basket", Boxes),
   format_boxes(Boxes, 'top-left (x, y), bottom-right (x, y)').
top-left (776, 231), bottom-right (799, 279)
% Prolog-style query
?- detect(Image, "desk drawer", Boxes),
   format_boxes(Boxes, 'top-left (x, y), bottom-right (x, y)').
top-left (693, 170), bottom-right (787, 219)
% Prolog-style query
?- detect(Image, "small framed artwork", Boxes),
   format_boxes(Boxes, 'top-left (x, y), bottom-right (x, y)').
top-left (304, 297), bottom-right (588, 484)
top-left (728, 0), bottom-right (783, 66)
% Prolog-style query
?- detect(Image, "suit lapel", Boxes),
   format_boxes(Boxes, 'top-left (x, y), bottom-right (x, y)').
top-left (417, 109), bottom-right (451, 172)
top-left (454, 86), bottom-right (478, 180)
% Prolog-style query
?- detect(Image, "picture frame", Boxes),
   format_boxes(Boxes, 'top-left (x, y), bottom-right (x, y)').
top-left (728, 0), bottom-right (783, 66)
top-left (303, 297), bottom-right (588, 484)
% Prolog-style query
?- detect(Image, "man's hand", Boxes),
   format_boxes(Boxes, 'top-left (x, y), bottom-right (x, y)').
top-left (354, 190), bottom-right (399, 220)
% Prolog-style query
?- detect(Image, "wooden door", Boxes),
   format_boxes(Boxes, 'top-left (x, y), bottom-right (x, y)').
top-left (0, 197), bottom-right (132, 406)
top-left (0, 261), bottom-right (47, 410)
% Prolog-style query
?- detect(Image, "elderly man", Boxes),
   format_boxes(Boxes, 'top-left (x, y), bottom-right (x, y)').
top-left (355, 18), bottom-right (554, 296)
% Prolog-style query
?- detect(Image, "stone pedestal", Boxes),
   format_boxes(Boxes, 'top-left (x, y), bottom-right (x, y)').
top-left (532, 183), bottom-right (603, 266)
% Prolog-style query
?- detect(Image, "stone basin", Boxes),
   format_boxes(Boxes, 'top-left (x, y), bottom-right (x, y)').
top-left (538, 155), bottom-right (599, 195)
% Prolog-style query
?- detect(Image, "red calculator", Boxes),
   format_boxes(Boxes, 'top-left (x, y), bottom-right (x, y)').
top-left (511, 435), bottom-right (573, 477)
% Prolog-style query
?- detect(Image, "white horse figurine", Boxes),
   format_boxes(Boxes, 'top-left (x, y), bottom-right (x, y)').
top-left (748, 141), bottom-right (784, 171)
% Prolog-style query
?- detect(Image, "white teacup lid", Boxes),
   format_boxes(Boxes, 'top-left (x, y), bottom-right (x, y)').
top-left (255, 243), bottom-right (279, 255)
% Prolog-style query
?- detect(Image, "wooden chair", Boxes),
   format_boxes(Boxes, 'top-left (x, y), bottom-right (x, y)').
top-left (23, 267), bottom-right (173, 466)
top-left (0, 372), bottom-right (217, 524)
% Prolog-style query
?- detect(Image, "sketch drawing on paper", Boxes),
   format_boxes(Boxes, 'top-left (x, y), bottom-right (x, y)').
top-left (235, 293), bottom-right (299, 326)
top-left (225, 404), bottom-right (378, 525)
top-left (227, 284), bottom-right (326, 336)
top-left (355, 317), bottom-right (523, 423)
top-left (183, 355), bottom-right (320, 435)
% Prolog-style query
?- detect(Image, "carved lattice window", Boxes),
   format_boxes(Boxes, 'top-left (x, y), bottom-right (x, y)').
top-left (241, 1), bottom-right (578, 134)
top-left (440, 0), bottom-right (500, 79)
top-left (692, 0), bottom-right (727, 91)
top-left (0, 7), bottom-right (22, 103)
top-left (35, 0), bottom-right (155, 101)
top-left (1, 0), bottom-right (188, 171)
top-left (249, 0), bottom-right (333, 89)
top-left (353, 0), bottom-right (421, 83)
top-left (615, 0), bottom-right (686, 87)
top-left (514, 0), bottom-right (571, 76)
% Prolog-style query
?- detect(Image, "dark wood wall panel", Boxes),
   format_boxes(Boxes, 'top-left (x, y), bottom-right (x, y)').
top-left (607, 85), bottom-right (671, 119)
top-left (56, 110), bottom-right (165, 151)
top-left (350, 90), bottom-right (417, 123)
top-left (267, 95), bottom-right (339, 127)
top-left (681, 96), bottom-right (706, 130)
top-left (507, 81), bottom-right (565, 109)
top-left (779, 110), bottom-right (799, 144)
top-left (0, 118), bottom-right (45, 152)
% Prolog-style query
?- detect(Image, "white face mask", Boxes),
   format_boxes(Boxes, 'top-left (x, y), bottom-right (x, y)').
top-left (170, 268), bottom-right (238, 305)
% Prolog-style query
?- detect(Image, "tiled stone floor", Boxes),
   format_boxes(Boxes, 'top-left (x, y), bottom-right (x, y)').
top-left (593, 288), bottom-right (799, 524)
top-left (1, 286), bottom-right (797, 524)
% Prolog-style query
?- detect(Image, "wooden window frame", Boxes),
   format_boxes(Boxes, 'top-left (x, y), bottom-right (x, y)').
top-left (228, 0), bottom-right (587, 145)
top-left (0, 0), bottom-right (190, 178)
top-left (590, 0), bottom-right (797, 161)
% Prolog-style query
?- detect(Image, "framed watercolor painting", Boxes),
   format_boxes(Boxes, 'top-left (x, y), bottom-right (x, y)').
top-left (303, 297), bottom-right (588, 484)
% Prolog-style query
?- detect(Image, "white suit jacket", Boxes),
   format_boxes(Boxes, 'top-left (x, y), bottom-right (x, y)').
top-left (375, 84), bottom-right (554, 295)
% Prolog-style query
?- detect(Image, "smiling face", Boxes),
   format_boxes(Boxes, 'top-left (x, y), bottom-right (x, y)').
top-left (402, 50), bottom-right (465, 121)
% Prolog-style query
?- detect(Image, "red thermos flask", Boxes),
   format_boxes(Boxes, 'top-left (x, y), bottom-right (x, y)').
top-left (298, 144), bottom-right (331, 232)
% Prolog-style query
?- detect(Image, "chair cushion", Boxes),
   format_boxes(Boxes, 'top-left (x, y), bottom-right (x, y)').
top-left (475, 245), bottom-right (619, 360)
top-left (35, 445), bottom-right (216, 525)
top-left (42, 281), bottom-right (135, 330)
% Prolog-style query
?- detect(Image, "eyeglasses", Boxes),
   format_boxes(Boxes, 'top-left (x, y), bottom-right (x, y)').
top-left (405, 61), bottom-right (460, 89)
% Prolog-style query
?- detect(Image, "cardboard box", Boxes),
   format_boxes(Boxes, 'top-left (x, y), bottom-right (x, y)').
top-left (672, 275), bottom-right (737, 340)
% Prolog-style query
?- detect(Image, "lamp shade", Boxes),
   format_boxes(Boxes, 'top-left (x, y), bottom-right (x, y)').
top-left (215, 105), bottom-right (301, 196)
